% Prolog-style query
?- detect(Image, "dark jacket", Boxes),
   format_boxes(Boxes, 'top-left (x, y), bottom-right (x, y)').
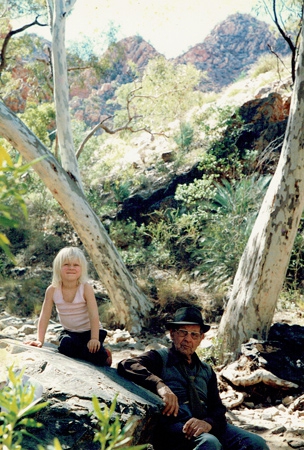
top-left (117, 345), bottom-right (227, 437)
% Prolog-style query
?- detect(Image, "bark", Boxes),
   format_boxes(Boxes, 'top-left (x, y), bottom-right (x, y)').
top-left (0, 104), bottom-right (153, 333)
top-left (217, 26), bottom-right (304, 362)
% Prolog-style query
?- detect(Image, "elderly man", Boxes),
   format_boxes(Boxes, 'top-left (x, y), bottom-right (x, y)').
top-left (118, 306), bottom-right (269, 450)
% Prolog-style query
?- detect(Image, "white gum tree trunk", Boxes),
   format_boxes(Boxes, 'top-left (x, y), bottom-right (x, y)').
top-left (47, 0), bottom-right (82, 186)
top-left (0, 104), bottom-right (153, 333)
top-left (217, 26), bottom-right (304, 362)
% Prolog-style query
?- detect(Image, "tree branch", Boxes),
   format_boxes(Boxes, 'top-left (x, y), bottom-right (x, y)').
top-left (65, 0), bottom-right (78, 16)
top-left (272, 0), bottom-right (298, 82)
top-left (76, 116), bottom-right (113, 159)
top-left (75, 86), bottom-right (171, 159)
top-left (0, 16), bottom-right (47, 72)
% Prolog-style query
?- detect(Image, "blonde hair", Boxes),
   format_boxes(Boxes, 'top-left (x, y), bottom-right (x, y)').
top-left (51, 247), bottom-right (89, 287)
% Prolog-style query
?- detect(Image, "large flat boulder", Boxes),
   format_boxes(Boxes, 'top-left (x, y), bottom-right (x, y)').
top-left (0, 337), bottom-right (163, 449)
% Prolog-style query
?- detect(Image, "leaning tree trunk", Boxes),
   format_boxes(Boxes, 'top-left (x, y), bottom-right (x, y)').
top-left (217, 27), bottom-right (304, 363)
top-left (0, 104), bottom-right (153, 333)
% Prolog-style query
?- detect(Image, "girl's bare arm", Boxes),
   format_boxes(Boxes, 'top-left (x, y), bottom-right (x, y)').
top-left (84, 282), bottom-right (101, 353)
top-left (25, 286), bottom-right (54, 347)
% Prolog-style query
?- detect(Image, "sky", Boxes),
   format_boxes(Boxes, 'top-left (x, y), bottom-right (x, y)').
top-left (30, 0), bottom-right (269, 59)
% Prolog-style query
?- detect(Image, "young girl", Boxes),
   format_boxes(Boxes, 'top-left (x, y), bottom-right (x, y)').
top-left (26, 247), bottom-right (112, 367)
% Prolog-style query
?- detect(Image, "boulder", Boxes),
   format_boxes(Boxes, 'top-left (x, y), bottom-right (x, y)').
top-left (0, 337), bottom-right (163, 450)
top-left (117, 162), bottom-right (202, 223)
top-left (237, 92), bottom-right (290, 157)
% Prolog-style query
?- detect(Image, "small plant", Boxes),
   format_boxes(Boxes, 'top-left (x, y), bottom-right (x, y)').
top-left (111, 179), bottom-right (132, 204)
top-left (92, 394), bottom-right (147, 450)
top-left (174, 122), bottom-right (194, 151)
top-left (197, 337), bottom-right (223, 367)
top-left (250, 54), bottom-right (278, 78)
top-left (234, 71), bottom-right (247, 82)
top-left (0, 366), bottom-right (48, 450)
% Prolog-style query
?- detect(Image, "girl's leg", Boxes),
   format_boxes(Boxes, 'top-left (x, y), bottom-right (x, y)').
top-left (59, 330), bottom-right (110, 366)
top-left (58, 330), bottom-right (79, 358)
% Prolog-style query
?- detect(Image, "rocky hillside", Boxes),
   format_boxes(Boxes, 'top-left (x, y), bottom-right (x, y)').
top-left (176, 13), bottom-right (289, 92)
top-left (4, 12), bottom-right (290, 128)
top-left (67, 13), bottom-right (290, 126)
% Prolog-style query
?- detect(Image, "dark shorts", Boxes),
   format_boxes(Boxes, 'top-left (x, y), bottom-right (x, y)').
top-left (58, 329), bottom-right (109, 366)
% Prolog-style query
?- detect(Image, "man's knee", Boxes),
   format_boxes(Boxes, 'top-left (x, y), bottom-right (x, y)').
top-left (224, 423), bottom-right (269, 450)
top-left (243, 434), bottom-right (269, 450)
top-left (193, 432), bottom-right (222, 450)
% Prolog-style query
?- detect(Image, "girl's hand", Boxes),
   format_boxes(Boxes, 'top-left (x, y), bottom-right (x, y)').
top-left (24, 340), bottom-right (43, 348)
top-left (87, 339), bottom-right (100, 353)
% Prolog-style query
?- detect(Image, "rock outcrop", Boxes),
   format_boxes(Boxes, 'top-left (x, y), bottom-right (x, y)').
top-left (114, 87), bottom-right (291, 223)
top-left (0, 337), bottom-right (162, 450)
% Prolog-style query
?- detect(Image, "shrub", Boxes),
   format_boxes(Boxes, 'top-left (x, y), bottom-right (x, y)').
top-left (250, 53), bottom-right (279, 78)
top-left (178, 175), bottom-right (272, 290)
top-left (92, 395), bottom-right (147, 450)
top-left (0, 366), bottom-right (48, 450)
top-left (174, 122), bottom-right (194, 151)
top-left (0, 367), bottom-right (147, 450)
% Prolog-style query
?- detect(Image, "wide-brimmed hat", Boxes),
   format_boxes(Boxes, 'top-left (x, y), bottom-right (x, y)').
top-left (165, 306), bottom-right (210, 333)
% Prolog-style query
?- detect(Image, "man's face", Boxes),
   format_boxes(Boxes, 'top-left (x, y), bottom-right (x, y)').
top-left (170, 324), bottom-right (204, 362)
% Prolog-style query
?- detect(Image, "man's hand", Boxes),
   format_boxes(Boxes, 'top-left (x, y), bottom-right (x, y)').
top-left (156, 382), bottom-right (179, 417)
top-left (183, 418), bottom-right (212, 439)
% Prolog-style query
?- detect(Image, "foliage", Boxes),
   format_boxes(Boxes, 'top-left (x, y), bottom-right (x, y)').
top-left (1, 1), bottom-right (47, 18)
top-left (254, 0), bottom-right (303, 81)
top-left (92, 395), bottom-right (147, 450)
top-left (19, 103), bottom-right (56, 148)
top-left (174, 122), bottom-right (194, 151)
top-left (194, 105), bottom-right (256, 180)
top-left (175, 174), bottom-right (218, 206)
top-left (67, 22), bottom-right (122, 64)
top-left (0, 146), bottom-right (29, 261)
top-left (4, 277), bottom-right (49, 317)
top-left (0, 366), bottom-right (48, 450)
top-left (284, 214), bottom-right (304, 292)
top-left (197, 337), bottom-right (223, 367)
top-left (0, 31), bottom-right (52, 106)
top-left (112, 56), bottom-right (203, 135)
top-left (254, 0), bottom-right (303, 36)
top-left (250, 53), bottom-right (281, 77)
top-left (111, 179), bottom-right (132, 204)
top-left (107, 175), bottom-right (271, 293)
top-left (189, 175), bottom-right (271, 289)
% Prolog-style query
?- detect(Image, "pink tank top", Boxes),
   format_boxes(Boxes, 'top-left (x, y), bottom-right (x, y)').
top-left (53, 283), bottom-right (101, 332)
